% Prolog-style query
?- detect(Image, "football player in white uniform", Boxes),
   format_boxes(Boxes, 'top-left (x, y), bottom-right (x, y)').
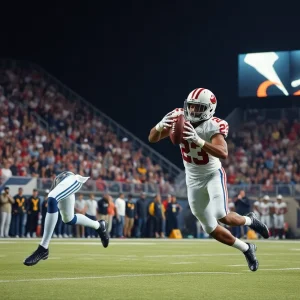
top-left (253, 199), bottom-right (261, 221)
top-left (273, 195), bottom-right (287, 239)
top-left (260, 195), bottom-right (273, 236)
top-left (149, 88), bottom-right (269, 271)
top-left (23, 171), bottom-right (109, 266)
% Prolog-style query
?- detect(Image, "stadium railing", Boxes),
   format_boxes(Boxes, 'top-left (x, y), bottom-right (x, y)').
top-left (36, 177), bottom-right (161, 196)
top-left (2, 176), bottom-right (300, 199)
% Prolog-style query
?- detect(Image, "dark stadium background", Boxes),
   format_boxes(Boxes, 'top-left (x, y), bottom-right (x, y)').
top-left (0, 1), bottom-right (299, 167)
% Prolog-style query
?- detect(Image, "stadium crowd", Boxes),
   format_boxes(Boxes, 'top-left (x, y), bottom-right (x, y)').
top-left (224, 110), bottom-right (300, 193)
top-left (0, 67), bottom-right (175, 194)
top-left (1, 67), bottom-right (300, 195)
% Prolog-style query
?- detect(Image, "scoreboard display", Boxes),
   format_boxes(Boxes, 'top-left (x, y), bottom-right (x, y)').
top-left (238, 51), bottom-right (300, 97)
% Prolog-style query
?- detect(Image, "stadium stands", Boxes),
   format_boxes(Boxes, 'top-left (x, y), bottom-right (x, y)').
top-left (0, 64), bottom-right (178, 195)
top-left (224, 108), bottom-right (300, 198)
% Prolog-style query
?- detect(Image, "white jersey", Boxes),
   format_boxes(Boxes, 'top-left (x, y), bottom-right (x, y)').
top-left (260, 202), bottom-right (273, 216)
top-left (253, 201), bottom-right (261, 213)
top-left (274, 202), bottom-right (287, 215)
top-left (85, 199), bottom-right (98, 216)
top-left (180, 116), bottom-right (229, 179)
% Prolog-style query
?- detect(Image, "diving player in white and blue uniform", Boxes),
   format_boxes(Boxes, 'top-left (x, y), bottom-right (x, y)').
top-left (24, 171), bottom-right (109, 266)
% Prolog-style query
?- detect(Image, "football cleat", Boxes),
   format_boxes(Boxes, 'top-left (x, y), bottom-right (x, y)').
top-left (243, 243), bottom-right (259, 272)
top-left (247, 212), bottom-right (269, 239)
top-left (96, 220), bottom-right (109, 248)
top-left (23, 245), bottom-right (49, 266)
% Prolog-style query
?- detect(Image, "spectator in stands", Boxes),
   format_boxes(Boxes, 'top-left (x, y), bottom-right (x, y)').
top-left (124, 194), bottom-right (135, 238)
top-left (26, 189), bottom-right (40, 238)
top-left (165, 195), bottom-right (181, 237)
top-left (233, 190), bottom-right (251, 238)
top-left (115, 193), bottom-right (126, 238)
top-left (11, 187), bottom-right (26, 237)
top-left (97, 194), bottom-right (110, 224)
top-left (75, 194), bottom-right (86, 238)
top-left (41, 190), bottom-right (49, 236)
top-left (136, 192), bottom-right (148, 238)
top-left (85, 193), bottom-right (98, 238)
top-left (0, 186), bottom-right (14, 238)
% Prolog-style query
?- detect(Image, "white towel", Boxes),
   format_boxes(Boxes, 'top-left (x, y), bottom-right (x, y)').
top-left (75, 174), bottom-right (90, 183)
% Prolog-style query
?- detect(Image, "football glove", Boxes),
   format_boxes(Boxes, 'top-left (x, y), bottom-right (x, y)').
top-left (183, 122), bottom-right (205, 148)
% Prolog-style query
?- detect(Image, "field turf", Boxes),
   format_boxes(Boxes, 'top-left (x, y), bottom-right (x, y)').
top-left (0, 238), bottom-right (299, 300)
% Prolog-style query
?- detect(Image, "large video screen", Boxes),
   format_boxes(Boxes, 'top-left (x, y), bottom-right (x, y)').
top-left (238, 51), bottom-right (300, 97)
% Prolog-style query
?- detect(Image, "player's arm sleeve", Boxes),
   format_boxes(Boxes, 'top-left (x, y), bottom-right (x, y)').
top-left (209, 119), bottom-right (229, 140)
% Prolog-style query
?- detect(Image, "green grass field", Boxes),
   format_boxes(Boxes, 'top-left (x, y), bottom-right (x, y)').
top-left (0, 238), bottom-right (299, 300)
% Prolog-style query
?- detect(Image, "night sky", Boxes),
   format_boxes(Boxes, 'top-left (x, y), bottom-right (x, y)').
top-left (0, 2), bottom-right (299, 167)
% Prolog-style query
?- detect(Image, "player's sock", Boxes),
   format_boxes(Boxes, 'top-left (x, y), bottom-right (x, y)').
top-left (40, 197), bottom-right (59, 249)
top-left (243, 216), bottom-right (252, 225)
top-left (231, 238), bottom-right (249, 252)
top-left (40, 212), bottom-right (58, 249)
top-left (75, 214), bottom-right (100, 229)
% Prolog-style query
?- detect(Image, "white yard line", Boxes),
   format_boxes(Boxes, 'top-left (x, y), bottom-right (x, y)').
top-left (170, 262), bottom-right (196, 265)
top-left (259, 268), bottom-right (300, 271)
top-left (145, 254), bottom-right (240, 258)
top-left (0, 241), bottom-right (157, 246)
top-left (0, 271), bottom-right (242, 283)
top-left (2, 238), bottom-right (300, 245)
top-left (1, 238), bottom-right (300, 243)
top-left (50, 242), bottom-right (157, 246)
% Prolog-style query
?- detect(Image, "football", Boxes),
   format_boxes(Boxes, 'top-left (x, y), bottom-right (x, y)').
top-left (169, 113), bottom-right (185, 145)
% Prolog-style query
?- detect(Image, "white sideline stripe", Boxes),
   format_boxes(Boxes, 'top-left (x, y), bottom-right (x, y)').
top-left (289, 249), bottom-right (300, 251)
top-left (170, 262), bottom-right (195, 265)
top-left (0, 241), bottom-right (156, 246)
top-left (2, 238), bottom-right (300, 243)
top-left (242, 268), bottom-right (300, 272)
top-left (145, 254), bottom-right (240, 258)
top-left (51, 242), bottom-right (156, 246)
top-left (0, 271), bottom-right (241, 283)
top-left (0, 241), bottom-right (15, 244)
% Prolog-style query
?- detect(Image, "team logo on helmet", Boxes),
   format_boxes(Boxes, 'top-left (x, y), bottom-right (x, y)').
top-left (210, 94), bottom-right (217, 104)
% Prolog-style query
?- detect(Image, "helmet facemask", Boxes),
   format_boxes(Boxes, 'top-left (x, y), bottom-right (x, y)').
top-left (184, 100), bottom-right (214, 123)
